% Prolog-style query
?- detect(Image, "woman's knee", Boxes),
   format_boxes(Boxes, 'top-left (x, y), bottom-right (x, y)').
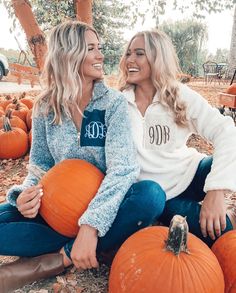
top-left (131, 180), bottom-right (166, 217)
top-left (0, 203), bottom-right (21, 223)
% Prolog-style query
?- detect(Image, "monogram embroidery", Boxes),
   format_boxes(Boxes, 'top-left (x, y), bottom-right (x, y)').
top-left (85, 121), bottom-right (107, 139)
top-left (80, 109), bottom-right (107, 147)
top-left (149, 125), bottom-right (170, 145)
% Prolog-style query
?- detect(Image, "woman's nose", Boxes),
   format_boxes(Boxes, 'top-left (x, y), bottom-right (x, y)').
top-left (96, 49), bottom-right (104, 60)
top-left (126, 53), bottom-right (135, 63)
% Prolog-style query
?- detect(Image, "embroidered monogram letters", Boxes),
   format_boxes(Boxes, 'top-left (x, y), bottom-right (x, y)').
top-left (80, 110), bottom-right (107, 147)
top-left (85, 121), bottom-right (107, 139)
top-left (149, 125), bottom-right (170, 145)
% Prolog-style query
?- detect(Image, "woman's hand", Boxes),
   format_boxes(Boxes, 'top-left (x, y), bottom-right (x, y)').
top-left (200, 190), bottom-right (227, 240)
top-left (70, 224), bottom-right (99, 270)
top-left (16, 184), bottom-right (43, 218)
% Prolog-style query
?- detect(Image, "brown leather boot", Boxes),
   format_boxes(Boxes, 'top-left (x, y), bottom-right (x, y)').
top-left (0, 253), bottom-right (65, 293)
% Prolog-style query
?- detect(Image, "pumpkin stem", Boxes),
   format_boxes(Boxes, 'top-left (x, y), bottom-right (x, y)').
top-left (12, 97), bottom-right (18, 104)
top-left (20, 92), bottom-right (26, 99)
top-left (5, 109), bottom-right (13, 119)
top-left (165, 215), bottom-right (190, 256)
top-left (3, 117), bottom-right (12, 132)
top-left (5, 95), bottom-right (12, 101)
top-left (15, 103), bottom-right (22, 110)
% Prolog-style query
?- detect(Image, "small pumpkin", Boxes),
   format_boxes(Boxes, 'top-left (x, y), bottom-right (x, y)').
top-left (39, 159), bottom-right (104, 237)
top-left (0, 95), bottom-right (12, 110)
top-left (212, 230), bottom-right (236, 293)
top-left (0, 107), bottom-right (4, 117)
top-left (0, 109), bottom-right (28, 132)
top-left (109, 215), bottom-right (224, 293)
top-left (0, 117), bottom-right (28, 159)
top-left (28, 129), bottom-right (32, 147)
top-left (5, 98), bottom-right (29, 122)
top-left (226, 83), bottom-right (236, 95)
top-left (26, 108), bottom-right (32, 130)
top-left (19, 92), bottom-right (34, 109)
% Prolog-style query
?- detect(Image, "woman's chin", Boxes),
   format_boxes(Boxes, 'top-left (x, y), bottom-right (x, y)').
top-left (126, 78), bottom-right (138, 85)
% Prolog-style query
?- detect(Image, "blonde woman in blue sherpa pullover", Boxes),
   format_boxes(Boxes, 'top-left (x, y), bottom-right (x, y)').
top-left (0, 21), bottom-right (166, 292)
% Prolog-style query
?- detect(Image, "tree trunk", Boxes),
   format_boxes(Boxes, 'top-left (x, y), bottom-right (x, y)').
top-left (74, 0), bottom-right (93, 25)
top-left (11, 0), bottom-right (47, 72)
top-left (228, 5), bottom-right (236, 79)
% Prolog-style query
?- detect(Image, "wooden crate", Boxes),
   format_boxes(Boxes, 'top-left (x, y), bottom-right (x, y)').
top-left (218, 92), bottom-right (236, 108)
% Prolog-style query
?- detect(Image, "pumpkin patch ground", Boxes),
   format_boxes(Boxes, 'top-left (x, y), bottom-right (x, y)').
top-left (0, 80), bottom-right (236, 292)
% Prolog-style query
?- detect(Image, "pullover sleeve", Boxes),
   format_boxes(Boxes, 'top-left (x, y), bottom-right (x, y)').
top-left (183, 85), bottom-right (236, 193)
top-left (79, 94), bottom-right (140, 237)
top-left (6, 110), bottom-right (55, 206)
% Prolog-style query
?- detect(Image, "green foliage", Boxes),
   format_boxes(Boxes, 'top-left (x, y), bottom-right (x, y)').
top-left (147, 0), bottom-right (236, 20)
top-left (0, 0), bottom-right (133, 73)
top-left (93, 0), bottom-right (131, 74)
top-left (0, 47), bottom-right (35, 65)
top-left (0, 48), bottom-right (19, 63)
top-left (160, 20), bottom-right (208, 76)
top-left (1, 0), bottom-right (235, 73)
top-left (207, 48), bottom-right (229, 63)
top-left (21, 0), bottom-right (132, 74)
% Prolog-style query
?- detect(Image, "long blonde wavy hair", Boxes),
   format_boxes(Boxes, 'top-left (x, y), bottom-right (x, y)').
top-left (34, 20), bottom-right (99, 124)
top-left (119, 29), bottom-right (188, 126)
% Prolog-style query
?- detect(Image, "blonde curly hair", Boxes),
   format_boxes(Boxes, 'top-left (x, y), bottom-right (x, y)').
top-left (34, 20), bottom-right (99, 124)
top-left (119, 29), bottom-right (188, 126)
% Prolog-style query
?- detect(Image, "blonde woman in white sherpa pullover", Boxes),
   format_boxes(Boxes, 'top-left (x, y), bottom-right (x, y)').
top-left (119, 29), bottom-right (236, 247)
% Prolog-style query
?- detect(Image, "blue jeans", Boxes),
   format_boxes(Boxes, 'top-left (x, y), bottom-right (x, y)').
top-left (0, 180), bottom-right (166, 258)
top-left (160, 156), bottom-right (233, 247)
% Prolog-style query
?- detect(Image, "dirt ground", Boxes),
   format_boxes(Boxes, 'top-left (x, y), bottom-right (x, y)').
top-left (0, 79), bottom-right (233, 292)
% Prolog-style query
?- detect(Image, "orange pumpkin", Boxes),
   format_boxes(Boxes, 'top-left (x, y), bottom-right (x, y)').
top-left (0, 95), bottom-right (12, 110)
top-left (0, 107), bottom-right (4, 117)
top-left (28, 129), bottom-right (32, 147)
top-left (0, 117), bottom-right (28, 159)
top-left (19, 92), bottom-right (34, 109)
top-left (0, 109), bottom-right (28, 132)
top-left (109, 215), bottom-right (224, 293)
top-left (6, 98), bottom-right (29, 122)
top-left (26, 108), bottom-right (32, 130)
top-left (212, 230), bottom-right (236, 293)
top-left (226, 83), bottom-right (236, 95)
top-left (39, 159), bottom-right (104, 237)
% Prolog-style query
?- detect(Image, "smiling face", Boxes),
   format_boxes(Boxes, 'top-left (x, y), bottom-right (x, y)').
top-left (125, 36), bottom-right (152, 86)
top-left (81, 30), bottom-right (104, 83)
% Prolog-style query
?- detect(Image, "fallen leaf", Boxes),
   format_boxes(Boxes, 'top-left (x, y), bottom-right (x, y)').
top-left (52, 282), bottom-right (62, 293)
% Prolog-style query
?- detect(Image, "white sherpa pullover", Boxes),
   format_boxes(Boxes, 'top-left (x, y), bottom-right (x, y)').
top-left (123, 83), bottom-right (236, 200)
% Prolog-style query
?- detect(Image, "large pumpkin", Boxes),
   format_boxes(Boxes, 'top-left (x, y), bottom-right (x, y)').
top-left (212, 230), bottom-right (236, 292)
top-left (109, 215), bottom-right (224, 293)
top-left (226, 83), bottom-right (236, 95)
top-left (39, 159), bottom-right (104, 237)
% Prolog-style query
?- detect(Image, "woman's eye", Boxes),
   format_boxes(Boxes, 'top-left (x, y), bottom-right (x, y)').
top-left (88, 46), bottom-right (102, 51)
top-left (136, 51), bottom-right (144, 56)
top-left (126, 52), bottom-right (131, 57)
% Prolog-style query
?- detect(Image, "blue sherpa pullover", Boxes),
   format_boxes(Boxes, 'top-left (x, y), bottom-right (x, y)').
top-left (7, 81), bottom-right (139, 237)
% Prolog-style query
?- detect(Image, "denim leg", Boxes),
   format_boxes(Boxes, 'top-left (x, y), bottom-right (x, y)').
top-left (64, 180), bottom-right (166, 258)
top-left (0, 202), bottom-right (46, 224)
top-left (160, 197), bottom-right (233, 247)
top-left (180, 156), bottom-right (213, 202)
top-left (160, 156), bottom-right (233, 247)
top-left (0, 203), bottom-right (72, 257)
